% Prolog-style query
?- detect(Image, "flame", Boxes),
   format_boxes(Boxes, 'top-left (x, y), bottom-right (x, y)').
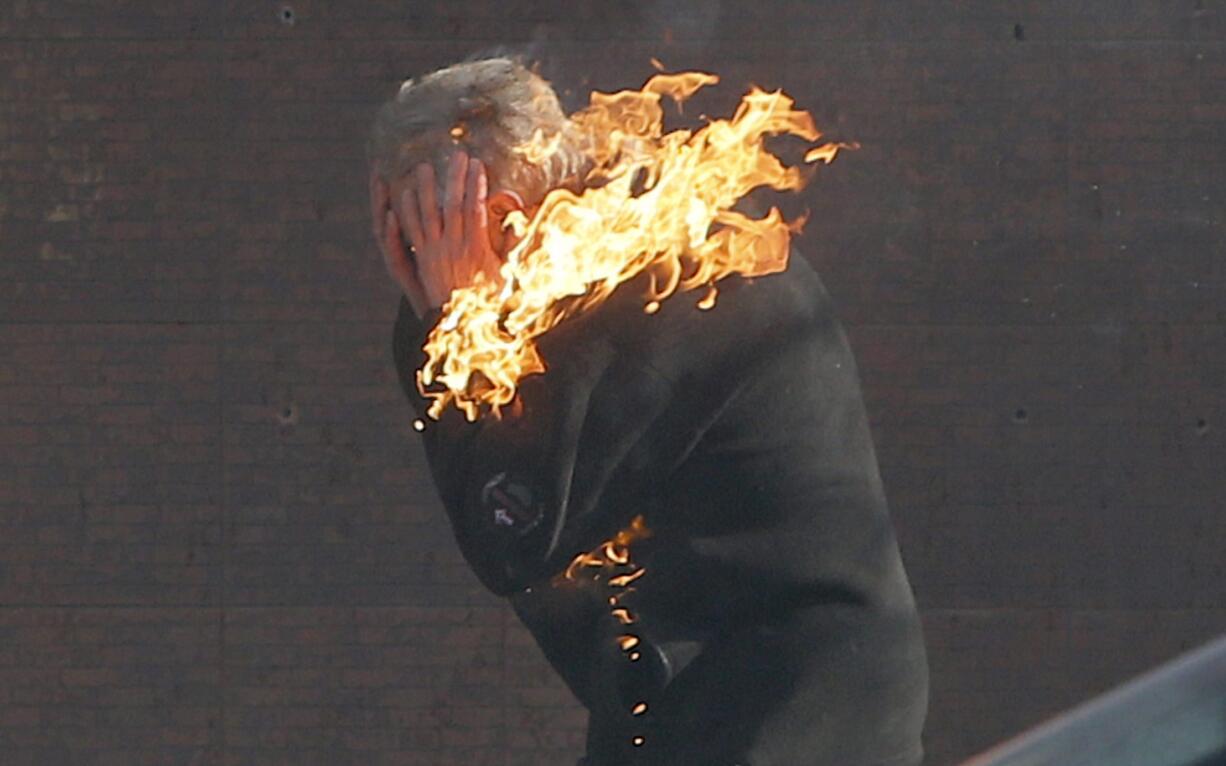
top-left (557, 514), bottom-right (652, 583)
top-left (608, 569), bottom-right (646, 587)
top-left (553, 515), bottom-right (652, 643)
top-left (416, 68), bottom-right (855, 421)
top-left (610, 608), bottom-right (637, 625)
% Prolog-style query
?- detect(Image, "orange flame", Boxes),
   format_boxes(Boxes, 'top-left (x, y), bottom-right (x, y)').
top-left (557, 515), bottom-right (652, 583)
top-left (608, 569), bottom-right (646, 587)
top-left (416, 68), bottom-right (854, 421)
top-left (611, 608), bottom-right (637, 625)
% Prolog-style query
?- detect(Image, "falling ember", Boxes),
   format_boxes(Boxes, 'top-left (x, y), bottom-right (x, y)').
top-left (551, 514), bottom-right (654, 687)
top-left (412, 418), bottom-right (426, 432)
top-left (632, 702), bottom-right (648, 716)
top-left (416, 68), bottom-right (856, 421)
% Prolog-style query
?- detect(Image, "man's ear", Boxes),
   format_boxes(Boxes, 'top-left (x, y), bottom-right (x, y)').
top-left (484, 189), bottom-right (527, 256)
top-left (488, 189), bottom-right (525, 226)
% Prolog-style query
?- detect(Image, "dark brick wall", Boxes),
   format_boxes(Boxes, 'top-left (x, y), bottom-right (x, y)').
top-left (1, 2), bottom-right (1222, 764)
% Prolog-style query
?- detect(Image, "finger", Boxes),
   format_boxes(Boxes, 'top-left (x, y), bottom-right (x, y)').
top-left (464, 156), bottom-right (484, 240)
top-left (444, 151), bottom-right (469, 254)
top-left (384, 209), bottom-right (430, 314)
top-left (463, 157), bottom-right (483, 284)
top-left (466, 158), bottom-right (498, 282)
top-left (392, 218), bottom-right (431, 313)
top-left (476, 162), bottom-right (502, 279)
top-left (381, 208), bottom-right (410, 283)
top-left (369, 169), bottom-right (388, 246)
top-left (476, 160), bottom-right (490, 231)
top-left (398, 185), bottom-right (426, 253)
top-left (416, 163), bottom-right (441, 241)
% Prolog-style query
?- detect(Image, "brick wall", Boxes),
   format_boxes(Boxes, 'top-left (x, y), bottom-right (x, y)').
top-left (1, 1), bottom-right (1222, 764)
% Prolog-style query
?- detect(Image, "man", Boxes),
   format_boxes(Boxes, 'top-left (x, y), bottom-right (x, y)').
top-left (368, 57), bottom-right (929, 766)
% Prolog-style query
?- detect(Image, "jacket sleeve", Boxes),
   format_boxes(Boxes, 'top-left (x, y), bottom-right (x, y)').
top-left (390, 255), bottom-right (825, 596)
top-left (390, 280), bottom-right (679, 596)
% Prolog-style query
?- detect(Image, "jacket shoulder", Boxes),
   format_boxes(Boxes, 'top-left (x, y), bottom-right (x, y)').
top-left (602, 249), bottom-right (838, 389)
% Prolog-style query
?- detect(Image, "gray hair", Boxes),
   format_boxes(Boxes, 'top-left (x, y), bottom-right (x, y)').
top-left (366, 57), bottom-right (589, 206)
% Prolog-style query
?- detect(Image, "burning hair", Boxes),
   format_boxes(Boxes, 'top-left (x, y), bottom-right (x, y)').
top-left (366, 56), bottom-right (589, 206)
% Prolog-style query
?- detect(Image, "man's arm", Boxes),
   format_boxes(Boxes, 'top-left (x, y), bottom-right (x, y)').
top-left (375, 151), bottom-right (670, 595)
top-left (391, 285), bottom-right (680, 596)
top-left (390, 247), bottom-right (832, 598)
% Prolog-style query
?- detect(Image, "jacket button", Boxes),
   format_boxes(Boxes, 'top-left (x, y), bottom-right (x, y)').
top-left (481, 472), bottom-right (542, 536)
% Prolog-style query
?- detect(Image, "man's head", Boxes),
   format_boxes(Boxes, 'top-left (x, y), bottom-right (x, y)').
top-left (367, 57), bottom-right (588, 255)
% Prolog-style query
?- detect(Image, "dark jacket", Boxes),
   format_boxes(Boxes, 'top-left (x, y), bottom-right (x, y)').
top-left (391, 252), bottom-right (929, 766)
